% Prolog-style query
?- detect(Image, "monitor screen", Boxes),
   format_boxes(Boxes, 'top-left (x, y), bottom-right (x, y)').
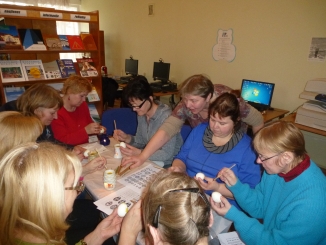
top-left (153, 62), bottom-right (170, 82)
top-left (125, 59), bottom-right (138, 75)
top-left (241, 79), bottom-right (275, 111)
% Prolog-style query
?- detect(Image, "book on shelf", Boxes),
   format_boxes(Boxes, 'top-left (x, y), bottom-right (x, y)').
top-left (21, 60), bottom-right (46, 81)
top-left (87, 86), bottom-right (100, 102)
top-left (0, 60), bottom-right (25, 83)
top-left (56, 59), bottom-right (77, 78)
top-left (4, 86), bottom-right (25, 102)
top-left (67, 35), bottom-right (85, 50)
top-left (80, 33), bottom-right (97, 50)
top-left (43, 34), bottom-right (62, 50)
top-left (88, 103), bottom-right (101, 123)
top-left (0, 25), bottom-right (22, 50)
top-left (76, 58), bottom-right (98, 77)
top-left (43, 60), bottom-right (62, 79)
top-left (58, 35), bottom-right (70, 50)
top-left (18, 29), bottom-right (47, 50)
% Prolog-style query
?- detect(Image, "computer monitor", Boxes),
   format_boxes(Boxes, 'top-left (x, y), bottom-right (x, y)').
top-left (240, 79), bottom-right (275, 111)
top-left (125, 59), bottom-right (138, 76)
top-left (152, 62), bottom-right (170, 83)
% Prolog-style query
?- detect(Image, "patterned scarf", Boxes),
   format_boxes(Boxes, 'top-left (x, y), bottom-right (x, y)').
top-left (202, 126), bottom-right (244, 154)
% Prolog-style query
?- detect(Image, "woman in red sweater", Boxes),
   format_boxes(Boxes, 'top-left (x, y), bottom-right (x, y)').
top-left (52, 75), bottom-right (106, 145)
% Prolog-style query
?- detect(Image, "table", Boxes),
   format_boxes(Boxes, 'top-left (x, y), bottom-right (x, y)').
top-left (262, 108), bottom-right (289, 123)
top-left (82, 139), bottom-right (232, 243)
top-left (281, 113), bottom-right (326, 137)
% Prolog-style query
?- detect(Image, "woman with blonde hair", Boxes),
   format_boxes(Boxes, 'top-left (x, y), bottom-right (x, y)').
top-left (0, 142), bottom-right (123, 245)
top-left (212, 121), bottom-right (326, 245)
top-left (0, 111), bottom-right (43, 158)
top-left (52, 75), bottom-right (106, 145)
top-left (119, 171), bottom-right (212, 245)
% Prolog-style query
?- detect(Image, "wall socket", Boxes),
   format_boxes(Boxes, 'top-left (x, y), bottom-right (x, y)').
top-left (148, 4), bottom-right (154, 15)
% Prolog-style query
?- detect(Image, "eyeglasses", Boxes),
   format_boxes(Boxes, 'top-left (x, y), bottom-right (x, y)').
top-left (129, 99), bottom-right (147, 109)
top-left (65, 181), bottom-right (85, 195)
top-left (152, 188), bottom-right (210, 228)
top-left (258, 153), bottom-right (281, 162)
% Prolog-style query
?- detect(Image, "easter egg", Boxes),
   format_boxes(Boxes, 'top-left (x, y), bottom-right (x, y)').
top-left (83, 150), bottom-right (90, 157)
top-left (212, 192), bottom-right (222, 203)
top-left (117, 203), bottom-right (128, 217)
top-left (196, 172), bottom-right (205, 180)
top-left (120, 142), bottom-right (126, 148)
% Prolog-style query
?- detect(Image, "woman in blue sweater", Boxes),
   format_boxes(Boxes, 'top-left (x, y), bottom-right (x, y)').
top-left (213, 121), bottom-right (326, 245)
top-left (170, 92), bottom-right (261, 209)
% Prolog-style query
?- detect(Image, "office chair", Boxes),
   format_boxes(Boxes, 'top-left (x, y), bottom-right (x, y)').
top-left (102, 108), bottom-right (138, 136)
top-left (180, 124), bottom-right (192, 142)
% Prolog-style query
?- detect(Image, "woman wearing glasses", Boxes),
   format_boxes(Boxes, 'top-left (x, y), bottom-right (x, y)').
top-left (121, 74), bottom-right (264, 169)
top-left (119, 171), bottom-right (212, 245)
top-left (169, 92), bottom-right (261, 209)
top-left (113, 75), bottom-right (182, 168)
top-left (52, 75), bottom-right (106, 146)
top-left (0, 142), bottom-right (122, 245)
top-left (212, 121), bottom-right (326, 245)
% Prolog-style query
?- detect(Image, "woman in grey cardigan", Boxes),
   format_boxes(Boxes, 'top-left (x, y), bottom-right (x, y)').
top-left (113, 75), bottom-right (182, 168)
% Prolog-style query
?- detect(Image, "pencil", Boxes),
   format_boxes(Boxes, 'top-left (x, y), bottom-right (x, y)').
top-left (114, 120), bottom-right (117, 130)
top-left (213, 163), bottom-right (236, 181)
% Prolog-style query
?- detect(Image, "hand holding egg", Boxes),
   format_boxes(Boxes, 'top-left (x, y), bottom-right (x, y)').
top-left (100, 127), bottom-right (105, 134)
top-left (83, 149), bottom-right (90, 157)
top-left (196, 172), bottom-right (205, 180)
top-left (117, 203), bottom-right (129, 217)
top-left (120, 142), bottom-right (126, 148)
top-left (212, 192), bottom-right (222, 203)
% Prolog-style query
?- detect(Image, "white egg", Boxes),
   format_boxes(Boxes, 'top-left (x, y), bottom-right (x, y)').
top-left (196, 172), bottom-right (205, 180)
top-left (120, 142), bottom-right (126, 148)
top-left (117, 203), bottom-right (128, 217)
top-left (212, 192), bottom-right (222, 203)
top-left (100, 128), bottom-right (105, 134)
top-left (83, 150), bottom-right (90, 157)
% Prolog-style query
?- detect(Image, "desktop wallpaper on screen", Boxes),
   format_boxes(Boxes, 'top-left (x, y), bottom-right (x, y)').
top-left (241, 80), bottom-right (274, 106)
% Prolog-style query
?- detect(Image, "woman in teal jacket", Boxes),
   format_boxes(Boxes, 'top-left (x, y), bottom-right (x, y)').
top-left (212, 121), bottom-right (326, 245)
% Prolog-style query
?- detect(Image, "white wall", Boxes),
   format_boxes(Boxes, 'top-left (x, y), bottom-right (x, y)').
top-left (81, 0), bottom-right (326, 112)
top-left (81, 0), bottom-right (326, 168)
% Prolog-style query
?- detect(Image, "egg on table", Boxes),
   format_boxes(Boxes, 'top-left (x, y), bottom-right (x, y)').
top-left (117, 203), bottom-right (129, 217)
top-left (195, 172), bottom-right (205, 180)
top-left (120, 142), bottom-right (126, 148)
top-left (83, 149), bottom-right (90, 157)
top-left (212, 192), bottom-right (222, 203)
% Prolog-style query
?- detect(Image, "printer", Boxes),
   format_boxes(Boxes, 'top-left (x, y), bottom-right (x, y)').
top-left (296, 78), bottom-right (326, 131)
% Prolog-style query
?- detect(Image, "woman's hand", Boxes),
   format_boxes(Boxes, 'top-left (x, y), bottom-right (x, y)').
top-left (73, 145), bottom-right (86, 161)
top-left (83, 208), bottom-right (123, 245)
top-left (120, 143), bottom-right (141, 157)
top-left (196, 176), bottom-right (221, 192)
top-left (85, 122), bottom-right (101, 135)
top-left (113, 129), bottom-right (131, 143)
top-left (218, 168), bottom-right (238, 187)
top-left (118, 200), bottom-right (143, 245)
top-left (82, 156), bottom-right (106, 176)
top-left (210, 195), bottom-right (232, 217)
top-left (168, 159), bottom-right (186, 173)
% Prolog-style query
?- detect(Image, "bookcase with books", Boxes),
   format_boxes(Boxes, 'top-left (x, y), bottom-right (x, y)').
top-left (0, 4), bottom-right (104, 116)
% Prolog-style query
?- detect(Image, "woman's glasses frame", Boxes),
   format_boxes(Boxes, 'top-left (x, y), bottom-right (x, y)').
top-left (129, 99), bottom-right (147, 109)
top-left (65, 181), bottom-right (85, 195)
top-left (152, 188), bottom-right (210, 228)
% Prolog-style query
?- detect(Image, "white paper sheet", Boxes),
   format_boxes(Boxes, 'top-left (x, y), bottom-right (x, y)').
top-left (217, 231), bottom-right (245, 245)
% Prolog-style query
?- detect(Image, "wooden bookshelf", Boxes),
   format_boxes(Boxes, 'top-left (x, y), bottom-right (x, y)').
top-left (0, 4), bottom-right (103, 116)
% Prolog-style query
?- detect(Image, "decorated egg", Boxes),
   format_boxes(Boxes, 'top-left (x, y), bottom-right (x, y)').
top-left (83, 150), bottom-right (90, 157)
top-left (100, 127), bottom-right (105, 134)
top-left (117, 203), bottom-right (128, 217)
top-left (196, 172), bottom-right (205, 180)
top-left (212, 192), bottom-right (222, 203)
top-left (120, 142), bottom-right (126, 148)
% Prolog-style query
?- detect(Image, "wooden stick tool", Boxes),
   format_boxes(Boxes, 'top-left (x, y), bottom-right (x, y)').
top-left (213, 163), bottom-right (236, 181)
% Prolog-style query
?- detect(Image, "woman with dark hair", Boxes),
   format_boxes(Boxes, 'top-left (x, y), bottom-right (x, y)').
top-left (122, 74), bottom-right (264, 169)
top-left (169, 92), bottom-right (261, 209)
top-left (113, 75), bottom-right (182, 168)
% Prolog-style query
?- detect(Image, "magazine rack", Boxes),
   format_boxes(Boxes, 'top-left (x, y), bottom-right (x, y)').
top-left (0, 4), bottom-right (103, 116)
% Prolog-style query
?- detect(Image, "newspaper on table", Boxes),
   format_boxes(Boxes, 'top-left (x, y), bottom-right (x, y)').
top-left (94, 164), bottom-right (162, 215)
